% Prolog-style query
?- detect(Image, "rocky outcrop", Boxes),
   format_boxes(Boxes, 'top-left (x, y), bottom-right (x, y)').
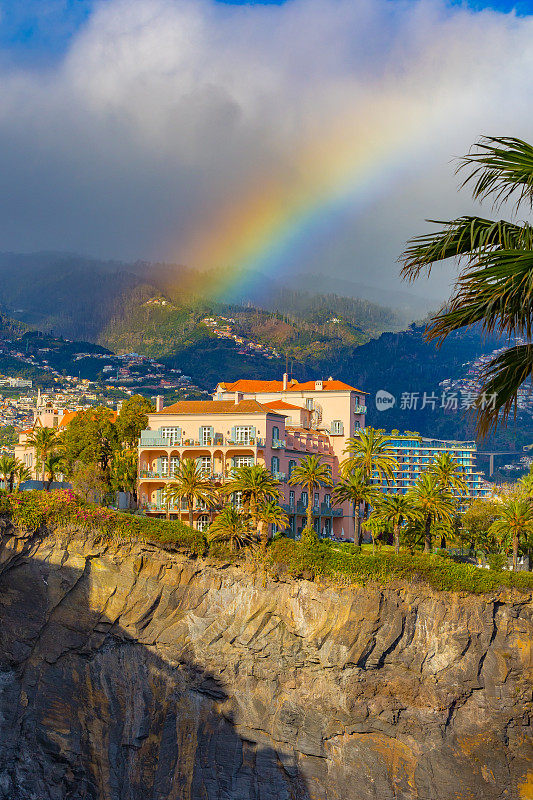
top-left (0, 526), bottom-right (531, 800)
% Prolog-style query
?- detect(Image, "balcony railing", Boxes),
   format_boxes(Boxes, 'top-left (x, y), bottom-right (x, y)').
top-left (272, 471), bottom-right (286, 481)
top-left (271, 439), bottom-right (286, 449)
top-left (139, 435), bottom-right (265, 449)
top-left (354, 405), bottom-right (367, 414)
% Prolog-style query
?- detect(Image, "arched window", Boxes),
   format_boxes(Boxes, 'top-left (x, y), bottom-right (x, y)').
top-left (196, 515), bottom-right (209, 532)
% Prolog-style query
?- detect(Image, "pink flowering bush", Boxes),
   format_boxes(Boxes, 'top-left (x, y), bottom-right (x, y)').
top-left (0, 490), bottom-right (206, 556)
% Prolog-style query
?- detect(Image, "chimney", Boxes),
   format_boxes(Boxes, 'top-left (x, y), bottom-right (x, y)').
top-left (155, 395), bottom-right (164, 412)
top-left (234, 391), bottom-right (243, 405)
top-left (283, 373), bottom-right (288, 390)
top-left (315, 379), bottom-right (323, 391)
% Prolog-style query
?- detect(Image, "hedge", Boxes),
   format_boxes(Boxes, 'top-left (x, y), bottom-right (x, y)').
top-left (266, 537), bottom-right (533, 594)
top-left (0, 490), bottom-right (206, 556)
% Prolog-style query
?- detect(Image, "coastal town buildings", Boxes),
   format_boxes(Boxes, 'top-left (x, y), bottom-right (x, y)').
top-left (380, 433), bottom-right (490, 499)
top-left (137, 376), bottom-right (367, 538)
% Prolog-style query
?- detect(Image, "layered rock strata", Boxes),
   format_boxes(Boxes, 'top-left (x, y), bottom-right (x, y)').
top-left (0, 528), bottom-right (530, 800)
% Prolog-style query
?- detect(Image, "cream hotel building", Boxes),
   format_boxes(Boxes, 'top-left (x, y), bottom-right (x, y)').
top-left (138, 375), bottom-right (367, 538)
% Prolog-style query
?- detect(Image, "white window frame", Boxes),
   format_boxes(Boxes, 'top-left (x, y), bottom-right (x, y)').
top-left (234, 426), bottom-right (253, 444)
top-left (200, 426), bottom-right (212, 446)
top-left (170, 456), bottom-right (180, 476)
top-left (234, 455), bottom-right (253, 468)
top-left (160, 456), bottom-right (169, 476)
top-left (161, 427), bottom-right (181, 445)
top-left (199, 456), bottom-right (211, 475)
top-left (196, 514), bottom-right (210, 532)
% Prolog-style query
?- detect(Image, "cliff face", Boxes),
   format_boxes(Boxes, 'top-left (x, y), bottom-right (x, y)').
top-left (0, 528), bottom-right (531, 800)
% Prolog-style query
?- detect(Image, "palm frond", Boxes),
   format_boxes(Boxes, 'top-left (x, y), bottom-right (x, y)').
top-left (472, 344), bottom-right (533, 436)
top-left (458, 136), bottom-right (533, 209)
top-left (401, 216), bottom-right (533, 281)
top-left (426, 249), bottom-right (533, 343)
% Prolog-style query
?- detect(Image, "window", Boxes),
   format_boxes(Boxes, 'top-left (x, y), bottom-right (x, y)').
top-left (160, 457), bottom-right (168, 476)
top-left (199, 456), bottom-right (211, 475)
top-left (234, 426), bottom-right (253, 444)
top-left (234, 455), bottom-right (253, 468)
top-left (288, 460), bottom-right (296, 477)
top-left (324, 518), bottom-right (332, 536)
top-left (161, 427), bottom-right (181, 445)
top-left (301, 491), bottom-right (308, 506)
top-left (232, 491), bottom-right (243, 510)
top-left (196, 498), bottom-right (207, 510)
top-left (196, 514), bottom-right (209, 532)
top-left (306, 398), bottom-right (314, 410)
top-left (331, 420), bottom-right (344, 435)
top-left (289, 490), bottom-right (295, 507)
top-left (272, 426), bottom-right (280, 442)
top-left (271, 456), bottom-right (280, 475)
top-left (324, 493), bottom-right (331, 507)
top-left (314, 492), bottom-right (319, 508)
top-left (170, 456), bottom-right (180, 476)
top-left (200, 426), bottom-right (212, 445)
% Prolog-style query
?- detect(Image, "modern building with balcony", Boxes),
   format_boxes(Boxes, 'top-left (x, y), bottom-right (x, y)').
top-left (137, 375), bottom-right (367, 538)
top-left (379, 434), bottom-right (490, 499)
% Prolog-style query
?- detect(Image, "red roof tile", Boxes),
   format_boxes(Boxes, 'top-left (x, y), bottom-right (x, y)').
top-left (157, 400), bottom-right (283, 416)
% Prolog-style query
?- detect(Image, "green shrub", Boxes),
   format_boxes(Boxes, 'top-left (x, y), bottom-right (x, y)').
top-left (267, 536), bottom-right (533, 594)
top-left (0, 490), bottom-right (205, 556)
top-left (487, 553), bottom-right (506, 572)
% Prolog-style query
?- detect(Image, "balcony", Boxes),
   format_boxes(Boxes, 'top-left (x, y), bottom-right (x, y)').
top-left (271, 439), bottom-right (285, 449)
top-left (139, 434), bottom-right (174, 447)
top-left (354, 405), bottom-right (367, 414)
top-left (273, 471), bottom-right (286, 481)
top-left (139, 434), bottom-right (265, 449)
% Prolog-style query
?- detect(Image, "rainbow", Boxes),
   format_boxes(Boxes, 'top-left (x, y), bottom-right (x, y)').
top-left (164, 87), bottom-right (449, 301)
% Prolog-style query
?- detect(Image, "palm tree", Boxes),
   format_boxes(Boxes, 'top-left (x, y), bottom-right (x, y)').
top-left (165, 458), bottom-right (217, 528)
top-left (401, 136), bottom-right (533, 436)
top-left (257, 499), bottom-right (289, 538)
top-left (0, 455), bottom-right (16, 492)
top-left (490, 499), bottom-right (533, 570)
top-left (343, 428), bottom-right (398, 485)
top-left (224, 464), bottom-right (280, 547)
top-left (26, 427), bottom-right (59, 484)
top-left (407, 472), bottom-right (455, 553)
top-left (332, 469), bottom-right (379, 546)
top-left (13, 462), bottom-right (31, 492)
top-left (43, 453), bottom-right (64, 492)
top-left (430, 452), bottom-right (468, 496)
top-left (288, 455), bottom-right (333, 533)
top-left (208, 507), bottom-right (258, 552)
top-left (369, 493), bottom-right (422, 554)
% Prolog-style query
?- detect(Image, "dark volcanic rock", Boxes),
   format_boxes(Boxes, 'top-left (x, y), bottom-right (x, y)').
top-left (0, 527), bottom-right (531, 799)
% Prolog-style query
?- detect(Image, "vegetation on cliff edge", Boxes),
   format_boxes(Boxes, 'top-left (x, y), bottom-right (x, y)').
top-left (1, 490), bottom-right (532, 594)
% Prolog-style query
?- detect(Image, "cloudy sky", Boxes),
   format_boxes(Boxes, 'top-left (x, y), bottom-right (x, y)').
top-left (1, 0), bottom-right (533, 301)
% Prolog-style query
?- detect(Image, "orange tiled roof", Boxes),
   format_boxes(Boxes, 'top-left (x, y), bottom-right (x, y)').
top-left (286, 426), bottom-right (329, 436)
top-left (220, 378), bottom-right (366, 394)
top-left (263, 400), bottom-right (302, 411)
top-left (157, 399), bottom-right (283, 416)
top-left (58, 409), bottom-right (117, 428)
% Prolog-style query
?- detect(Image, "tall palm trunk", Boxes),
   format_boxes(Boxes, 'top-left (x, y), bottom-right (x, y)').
top-left (424, 514), bottom-right (432, 553)
top-left (188, 495), bottom-right (194, 529)
top-left (394, 522), bottom-right (400, 555)
top-left (513, 533), bottom-right (518, 571)
top-left (306, 489), bottom-right (313, 531)
top-left (354, 503), bottom-right (362, 546)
